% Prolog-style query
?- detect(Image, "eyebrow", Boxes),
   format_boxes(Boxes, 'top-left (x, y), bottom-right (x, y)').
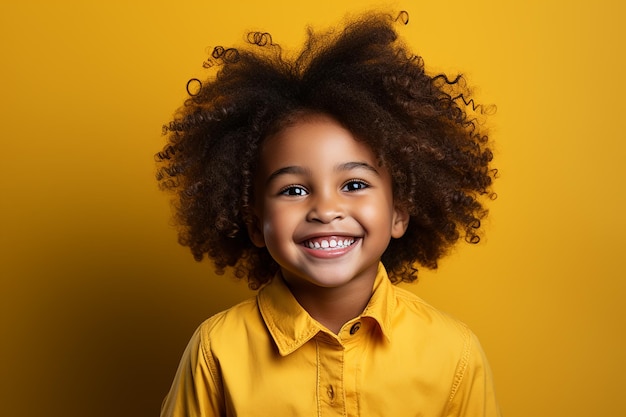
top-left (265, 161), bottom-right (380, 186)
top-left (337, 161), bottom-right (380, 176)
top-left (266, 166), bottom-right (310, 185)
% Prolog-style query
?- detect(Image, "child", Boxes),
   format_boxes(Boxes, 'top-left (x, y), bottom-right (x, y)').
top-left (156, 11), bottom-right (501, 417)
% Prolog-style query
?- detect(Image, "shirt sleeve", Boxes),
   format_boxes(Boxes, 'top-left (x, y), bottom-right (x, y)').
top-left (160, 325), bottom-right (224, 417)
top-left (444, 331), bottom-right (502, 417)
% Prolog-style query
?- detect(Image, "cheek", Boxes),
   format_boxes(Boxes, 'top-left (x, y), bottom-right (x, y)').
top-left (262, 205), bottom-right (296, 241)
top-left (358, 205), bottom-right (382, 225)
top-left (356, 196), bottom-right (395, 230)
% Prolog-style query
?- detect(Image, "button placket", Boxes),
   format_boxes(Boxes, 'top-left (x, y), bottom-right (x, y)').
top-left (315, 337), bottom-right (345, 415)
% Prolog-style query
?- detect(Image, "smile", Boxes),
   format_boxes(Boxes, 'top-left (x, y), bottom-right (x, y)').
top-left (303, 237), bottom-right (356, 250)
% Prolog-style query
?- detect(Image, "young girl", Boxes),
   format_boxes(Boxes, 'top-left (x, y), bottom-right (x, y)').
top-left (156, 11), bottom-right (500, 417)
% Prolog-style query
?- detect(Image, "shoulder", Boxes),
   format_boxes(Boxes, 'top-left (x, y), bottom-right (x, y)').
top-left (160, 300), bottom-right (263, 416)
top-left (198, 296), bottom-right (260, 337)
top-left (391, 285), bottom-right (472, 346)
top-left (393, 285), bottom-right (465, 323)
top-left (194, 296), bottom-right (267, 354)
top-left (389, 286), bottom-right (498, 404)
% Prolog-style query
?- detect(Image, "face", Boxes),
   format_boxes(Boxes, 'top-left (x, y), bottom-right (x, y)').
top-left (249, 114), bottom-right (408, 293)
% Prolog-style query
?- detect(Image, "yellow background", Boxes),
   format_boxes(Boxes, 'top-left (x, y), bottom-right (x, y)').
top-left (1, 0), bottom-right (624, 416)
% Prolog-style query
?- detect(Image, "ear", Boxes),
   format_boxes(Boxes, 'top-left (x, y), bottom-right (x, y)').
top-left (391, 206), bottom-right (410, 239)
top-left (246, 213), bottom-right (266, 248)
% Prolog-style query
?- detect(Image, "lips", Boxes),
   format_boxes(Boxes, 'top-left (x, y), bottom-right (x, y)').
top-left (302, 236), bottom-right (356, 250)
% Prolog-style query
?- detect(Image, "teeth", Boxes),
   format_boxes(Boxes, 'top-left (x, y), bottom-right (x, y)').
top-left (305, 238), bottom-right (355, 250)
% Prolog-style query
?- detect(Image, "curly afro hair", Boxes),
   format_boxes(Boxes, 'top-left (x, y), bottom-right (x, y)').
top-left (156, 11), bottom-right (496, 289)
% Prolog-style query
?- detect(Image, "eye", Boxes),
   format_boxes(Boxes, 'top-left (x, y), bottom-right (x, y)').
top-left (342, 180), bottom-right (369, 192)
top-left (279, 185), bottom-right (309, 196)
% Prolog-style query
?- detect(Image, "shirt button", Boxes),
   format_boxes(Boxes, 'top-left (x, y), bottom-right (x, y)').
top-left (350, 322), bottom-right (361, 335)
top-left (327, 385), bottom-right (335, 401)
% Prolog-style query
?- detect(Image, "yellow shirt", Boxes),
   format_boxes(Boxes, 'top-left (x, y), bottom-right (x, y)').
top-left (161, 264), bottom-right (501, 417)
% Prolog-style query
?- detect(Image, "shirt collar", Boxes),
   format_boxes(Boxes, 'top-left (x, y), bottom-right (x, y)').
top-left (361, 263), bottom-right (395, 343)
top-left (257, 263), bottom-right (396, 356)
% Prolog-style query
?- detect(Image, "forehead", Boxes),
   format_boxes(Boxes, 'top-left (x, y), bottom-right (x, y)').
top-left (259, 115), bottom-right (379, 172)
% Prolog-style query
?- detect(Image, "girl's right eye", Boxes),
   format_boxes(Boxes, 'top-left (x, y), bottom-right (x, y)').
top-left (279, 185), bottom-right (308, 196)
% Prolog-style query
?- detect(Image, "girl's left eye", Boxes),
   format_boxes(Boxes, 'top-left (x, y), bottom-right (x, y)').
top-left (342, 180), bottom-right (369, 192)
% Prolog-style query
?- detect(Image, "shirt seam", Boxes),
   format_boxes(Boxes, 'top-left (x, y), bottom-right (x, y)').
top-left (316, 340), bottom-right (321, 417)
top-left (199, 321), bottom-right (225, 404)
top-left (448, 324), bottom-right (472, 403)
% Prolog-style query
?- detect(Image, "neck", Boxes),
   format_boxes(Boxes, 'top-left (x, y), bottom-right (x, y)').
top-left (283, 273), bottom-right (376, 334)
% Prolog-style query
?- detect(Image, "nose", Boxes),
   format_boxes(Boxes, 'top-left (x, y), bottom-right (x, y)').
top-left (306, 190), bottom-right (345, 223)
